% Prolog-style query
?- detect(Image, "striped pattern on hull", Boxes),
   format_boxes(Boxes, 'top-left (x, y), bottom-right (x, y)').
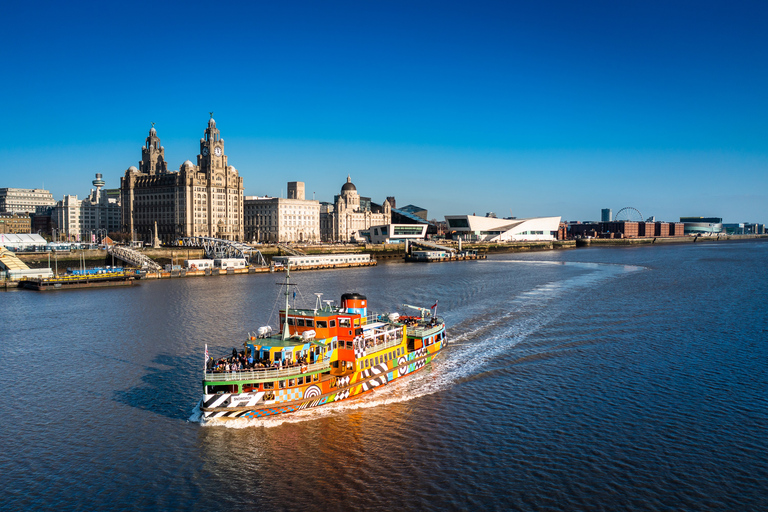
top-left (202, 344), bottom-right (441, 420)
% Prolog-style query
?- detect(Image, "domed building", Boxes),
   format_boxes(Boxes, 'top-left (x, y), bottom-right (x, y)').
top-left (120, 115), bottom-right (244, 243)
top-left (320, 176), bottom-right (391, 242)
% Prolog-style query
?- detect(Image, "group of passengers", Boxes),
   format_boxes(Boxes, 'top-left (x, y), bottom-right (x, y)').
top-left (207, 348), bottom-right (311, 373)
top-left (207, 349), bottom-right (254, 373)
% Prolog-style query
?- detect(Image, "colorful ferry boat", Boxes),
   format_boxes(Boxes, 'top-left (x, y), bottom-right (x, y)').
top-left (200, 268), bottom-right (445, 421)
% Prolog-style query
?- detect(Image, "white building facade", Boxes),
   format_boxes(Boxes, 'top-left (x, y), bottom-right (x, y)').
top-left (52, 174), bottom-right (121, 241)
top-left (363, 223), bottom-right (428, 244)
top-left (445, 215), bottom-right (562, 242)
top-left (244, 183), bottom-right (320, 242)
top-left (0, 188), bottom-right (55, 214)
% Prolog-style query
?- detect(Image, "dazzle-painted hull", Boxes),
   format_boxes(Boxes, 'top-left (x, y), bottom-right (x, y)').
top-left (202, 343), bottom-right (443, 421)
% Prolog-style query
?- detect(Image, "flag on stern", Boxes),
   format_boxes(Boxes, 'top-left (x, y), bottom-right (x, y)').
top-left (204, 344), bottom-right (209, 370)
top-left (430, 300), bottom-right (438, 309)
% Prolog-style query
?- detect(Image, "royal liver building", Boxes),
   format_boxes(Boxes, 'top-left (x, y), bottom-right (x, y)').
top-left (120, 116), bottom-right (244, 243)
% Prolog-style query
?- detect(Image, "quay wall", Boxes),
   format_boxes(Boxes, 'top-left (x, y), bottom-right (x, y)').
top-left (12, 235), bottom-right (767, 271)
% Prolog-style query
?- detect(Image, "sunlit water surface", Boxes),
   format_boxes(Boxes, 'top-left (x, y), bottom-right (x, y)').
top-left (2, 241), bottom-right (767, 511)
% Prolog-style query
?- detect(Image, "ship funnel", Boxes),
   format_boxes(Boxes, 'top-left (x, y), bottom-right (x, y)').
top-left (341, 292), bottom-right (367, 322)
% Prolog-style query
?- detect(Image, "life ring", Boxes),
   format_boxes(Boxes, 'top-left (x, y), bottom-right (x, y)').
top-left (301, 365), bottom-right (308, 373)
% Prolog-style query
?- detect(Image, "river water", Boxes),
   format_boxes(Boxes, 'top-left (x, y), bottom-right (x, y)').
top-left (2, 241), bottom-right (767, 511)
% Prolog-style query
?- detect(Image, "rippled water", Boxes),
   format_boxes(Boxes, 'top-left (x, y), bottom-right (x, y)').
top-left (2, 241), bottom-right (767, 511)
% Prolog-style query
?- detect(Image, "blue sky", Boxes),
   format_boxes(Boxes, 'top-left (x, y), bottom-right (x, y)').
top-left (2, 0), bottom-right (766, 222)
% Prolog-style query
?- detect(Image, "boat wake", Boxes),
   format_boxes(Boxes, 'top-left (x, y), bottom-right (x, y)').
top-left (194, 260), bottom-right (643, 428)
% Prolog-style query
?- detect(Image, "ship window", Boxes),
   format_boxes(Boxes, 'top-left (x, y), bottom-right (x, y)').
top-left (306, 319), bottom-right (314, 327)
top-left (316, 320), bottom-right (327, 328)
top-left (279, 380), bottom-right (286, 389)
top-left (375, 357), bottom-right (379, 365)
top-left (313, 374), bottom-right (319, 382)
top-left (346, 341), bottom-right (353, 349)
top-left (287, 317), bottom-right (294, 325)
top-left (339, 318), bottom-right (351, 328)
top-left (330, 320), bottom-right (336, 328)
top-left (263, 382), bottom-right (274, 389)
top-left (297, 377), bottom-right (304, 385)
top-left (288, 379), bottom-right (295, 386)
top-left (297, 318), bottom-right (305, 327)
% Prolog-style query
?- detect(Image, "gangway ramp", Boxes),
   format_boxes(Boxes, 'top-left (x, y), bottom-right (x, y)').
top-left (108, 245), bottom-right (162, 271)
top-left (177, 236), bottom-right (267, 266)
top-left (275, 243), bottom-right (305, 256)
top-left (410, 240), bottom-right (456, 253)
top-left (0, 246), bottom-right (30, 271)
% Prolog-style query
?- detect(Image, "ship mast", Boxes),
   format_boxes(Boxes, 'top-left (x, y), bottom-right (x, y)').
top-left (282, 264), bottom-right (291, 341)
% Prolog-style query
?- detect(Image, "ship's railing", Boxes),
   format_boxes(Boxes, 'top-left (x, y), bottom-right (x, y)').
top-left (363, 335), bottom-right (402, 355)
top-left (204, 359), bottom-right (331, 383)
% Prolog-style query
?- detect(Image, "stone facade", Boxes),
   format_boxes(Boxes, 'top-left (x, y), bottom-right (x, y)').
top-left (320, 176), bottom-right (391, 242)
top-left (0, 188), bottom-right (55, 214)
top-left (120, 117), bottom-right (244, 244)
top-left (245, 182), bottom-right (320, 242)
top-left (0, 212), bottom-right (32, 234)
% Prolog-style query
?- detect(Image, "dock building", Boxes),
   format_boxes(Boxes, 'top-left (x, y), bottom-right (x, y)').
top-left (120, 116), bottom-right (244, 244)
top-left (569, 221), bottom-right (685, 239)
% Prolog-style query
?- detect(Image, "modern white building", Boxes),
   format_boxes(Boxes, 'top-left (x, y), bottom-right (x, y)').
top-left (445, 215), bottom-right (562, 242)
top-left (244, 182), bottom-right (320, 243)
top-left (0, 188), bottom-right (55, 214)
top-left (52, 174), bottom-right (121, 241)
top-left (363, 223), bottom-right (428, 244)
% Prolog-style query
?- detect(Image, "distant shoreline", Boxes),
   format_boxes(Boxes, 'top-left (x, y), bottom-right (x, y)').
top-left (13, 234), bottom-right (768, 270)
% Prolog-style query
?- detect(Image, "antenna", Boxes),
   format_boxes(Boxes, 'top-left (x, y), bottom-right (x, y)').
top-left (314, 293), bottom-right (323, 310)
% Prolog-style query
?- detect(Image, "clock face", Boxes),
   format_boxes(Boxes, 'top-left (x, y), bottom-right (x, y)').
top-left (202, 147), bottom-right (209, 156)
top-left (214, 147), bottom-right (222, 157)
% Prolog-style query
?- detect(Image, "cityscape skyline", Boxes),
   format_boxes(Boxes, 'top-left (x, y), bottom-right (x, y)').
top-left (2, 1), bottom-right (766, 223)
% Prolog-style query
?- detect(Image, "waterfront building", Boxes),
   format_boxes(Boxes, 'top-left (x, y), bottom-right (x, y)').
top-left (601, 208), bottom-right (612, 222)
top-left (0, 212), bottom-right (32, 234)
top-left (723, 222), bottom-right (766, 235)
top-left (320, 176), bottom-right (391, 242)
top-left (120, 117), bottom-right (244, 244)
top-left (51, 173), bottom-right (121, 242)
top-left (0, 188), bottom-right (55, 214)
top-left (362, 223), bottom-right (428, 244)
top-left (445, 214), bottom-right (561, 242)
top-left (244, 182), bottom-right (320, 242)
top-left (569, 221), bottom-right (685, 238)
top-left (680, 217), bottom-right (723, 235)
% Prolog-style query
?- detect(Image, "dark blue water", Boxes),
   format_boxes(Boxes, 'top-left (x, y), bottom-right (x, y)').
top-left (2, 241), bottom-right (767, 511)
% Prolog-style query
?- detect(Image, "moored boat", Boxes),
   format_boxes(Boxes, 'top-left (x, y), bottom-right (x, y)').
top-left (200, 267), bottom-right (445, 421)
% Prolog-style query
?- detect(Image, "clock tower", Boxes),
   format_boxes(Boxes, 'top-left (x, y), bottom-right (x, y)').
top-left (198, 112), bottom-right (227, 175)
